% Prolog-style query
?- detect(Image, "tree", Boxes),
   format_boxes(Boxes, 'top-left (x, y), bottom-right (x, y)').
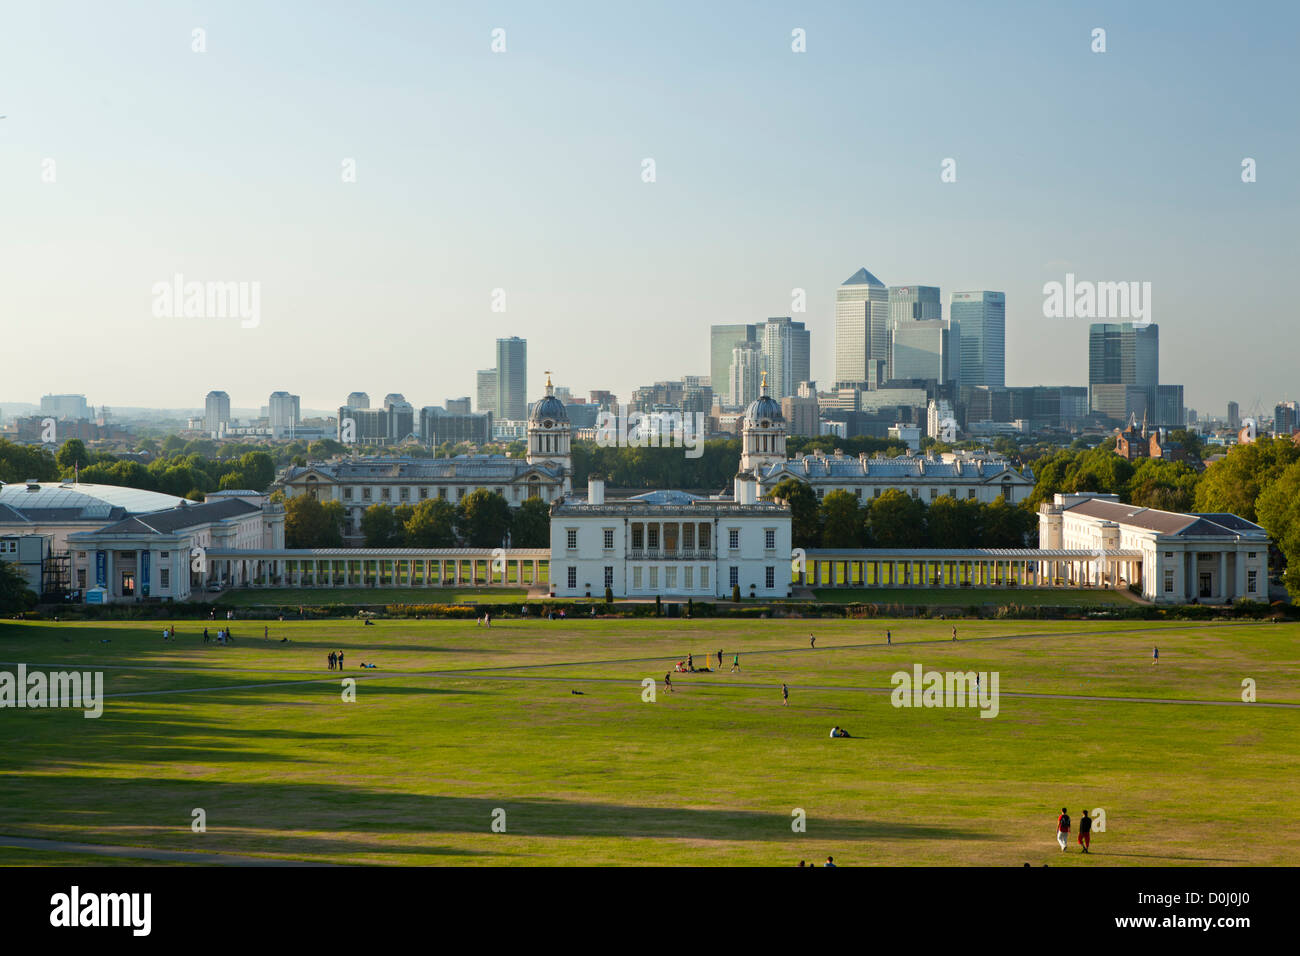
top-left (360, 504), bottom-right (405, 547)
top-left (867, 489), bottom-right (926, 548)
top-left (0, 439), bottom-right (59, 483)
top-left (982, 498), bottom-right (1035, 548)
top-left (1255, 459), bottom-right (1300, 601)
top-left (0, 560), bottom-right (37, 612)
top-left (456, 490), bottom-right (511, 547)
top-left (925, 496), bottom-right (983, 549)
top-left (768, 478), bottom-right (821, 548)
top-left (56, 439), bottom-right (91, 473)
top-left (510, 497), bottom-right (551, 548)
top-left (285, 494), bottom-right (344, 548)
top-left (238, 451), bottom-right (276, 491)
top-left (1196, 437), bottom-right (1300, 522)
top-left (819, 490), bottom-right (863, 548)
top-left (404, 498), bottom-right (457, 548)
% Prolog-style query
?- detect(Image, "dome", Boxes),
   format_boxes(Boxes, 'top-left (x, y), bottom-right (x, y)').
top-left (743, 395), bottom-right (784, 426)
top-left (529, 394), bottom-right (568, 424)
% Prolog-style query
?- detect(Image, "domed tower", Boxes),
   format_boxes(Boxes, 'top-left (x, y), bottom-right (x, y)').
top-left (740, 371), bottom-right (787, 474)
top-left (526, 372), bottom-right (572, 489)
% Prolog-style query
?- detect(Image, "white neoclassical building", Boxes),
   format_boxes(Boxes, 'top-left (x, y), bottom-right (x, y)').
top-left (278, 378), bottom-right (574, 542)
top-left (549, 477), bottom-right (792, 599)
top-left (1038, 493), bottom-right (1271, 604)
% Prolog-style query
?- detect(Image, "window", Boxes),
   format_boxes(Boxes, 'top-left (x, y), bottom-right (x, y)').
top-left (875, 488), bottom-right (882, 498)
top-left (419, 487), bottom-right (428, 499)
top-left (1248, 552), bottom-right (1257, 559)
top-left (604, 566), bottom-right (614, 587)
top-left (649, 567), bottom-right (658, 588)
top-left (400, 487), bottom-right (410, 501)
top-left (77, 569), bottom-right (87, 589)
top-left (381, 487), bottom-right (391, 500)
top-left (631, 527), bottom-right (644, 549)
top-left (648, 526), bottom-right (659, 549)
top-left (968, 489), bottom-right (976, 499)
top-left (1248, 570), bottom-right (1257, 593)
top-left (684, 566), bottom-right (693, 589)
top-left (698, 525), bottom-right (710, 549)
top-left (567, 566), bottom-right (577, 589)
top-left (566, 529), bottom-right (578, 550)
top-left (343, 487), bottom-right (353, 500)
top-left (633, 566), bottom-right (642, 589)
top-left (729, 567), bottom-right (739, 588)
top-left (438, 487), bottom-right (447, 499)
top-left (160, 568), bottom-right (170, 589)
top-left (930, 488), bottom-right (938, 500)
top-left (603, 529), bottom-right (614, 551)
top-left (910, 488), bottom-right (919, 498)
top-left (1164, 570), bottom-right (1174, 593)
top-left (764, 529), bottom-right (776, 550)
top-left (665, 567), bottom-right (677, 589)
top-left (728, 528), bottom-right (740, 550)
top-left (457, 487), bottom-right (466, 499)
top-left (362, 488), bottom-right (372, 500)
top-left (700, 566), bottom-right (710, 589)
top-left (765, 566), bottom-right (775, 588)
top-left (854, 488), bottom-right (861, 498)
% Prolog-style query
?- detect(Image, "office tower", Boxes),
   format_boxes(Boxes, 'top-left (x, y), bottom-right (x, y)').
top-left (890, 319), bottom-right (958, 385)
top-left (446, 397), bottom-right (472, 415)
top-left (268, 391), bottom-right (300, 439)
top-left (420, 407), bottom-right (492, 447)
top-left (797, 380), bottom-right (817, 399)
top-left (1088, 322), bottom-right (1159, 419)
top-left (682, 376), bottom-right (714, 415)
top-left (1276, 401), bottom-right (1299, 435)
top-left (889, 286), bottom-right (941, 326)
top-left (39, 394), bottom-right (90, 420)
top-left (950, 291), bottom-right (1006, 388)
top-left (589, 390), bottom-right (617, 411)
top-left (1155, 385), bottom-right (1184, 427)
top-left (476, 369), bottom-right (498, 415)
top-left (346, 392), bottom-right (370, 410)
top-left (204, 390), bottom-right (231, 438)
top-left (760, 317), bottom-right (810, 400)
top-left (553, 386), bottom-right (573, 404)
top-left (728, 343), bottom-right (762, 407)
top-left (384, 394), bottom-right (415, 442)
top-left (710, 324), bottom-right (758, 394)
top-left (1227, 401), bottom-right (1240, 429)
top-left (495, 337), bottom-right (527, 420)
top-left (835, 268), bottom-right (889, 384)
top-left (782, 393), bottom-right (820, 437)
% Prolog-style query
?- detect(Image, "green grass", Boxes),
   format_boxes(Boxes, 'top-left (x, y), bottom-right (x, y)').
top-left (1, 617), bottom-right (1296, 866)
top-left (811, 587), bottom-right (1136, 606)
top-left (214, 587), bottom-right (530, 606)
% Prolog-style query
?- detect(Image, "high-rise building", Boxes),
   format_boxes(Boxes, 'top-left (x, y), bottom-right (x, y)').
top-left (346, 392), bottom-right (370, 410)
top-left (834, 268), bottom-right (889, 384)
top-left (495, 337), bottom-right (527, 421)
top-left (1155, 385), bottom-right (1185, 428)
top-left (728, 342), bottom-right (762, 408)
top-left (420, 406), bottom-right (492, 447)
top-left (204, 390), bottom-right (231, 438)
top-left (950, 291), bottom-right (1005, 388)
top-left (710, 324), bottom-right (759, 394)
top-left (268, 391), bottom-right (300, 439)
top-left (889, 286), bottom-right (941, 326)
top-left (384, 394), bottom-right (415, 442)
top-left (1275, 401), bottom-right (1299, 436)
top-left (1227, 401), bottom-right (1240, 429)
top-left (445, 397), bottom-right (472, 415)
top-left (476, 369), bottom-right (498, 415)
top-left (760, 316), bottom-right (810, 400)
top-left (781, 392), bottom-right (820, 437)
top-left (1088, 322), bottom-right (1159, 420)
top-left (40, 394), bottom-right (90, 420)
top-left (890, 319), bottom-right (959, 385)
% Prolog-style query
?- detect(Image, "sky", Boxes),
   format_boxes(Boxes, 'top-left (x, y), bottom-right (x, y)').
top-left (2, 0), bottom-right (1297, 420)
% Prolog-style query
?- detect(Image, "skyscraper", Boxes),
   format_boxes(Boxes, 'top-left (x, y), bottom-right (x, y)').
top-left (1088, 322), bottom-right (1159, 419)
top-left (384, 393), bottom-right (415, 442)
top-left (204, 390), bottom-right (230, 438)
top-left (495, 337), bottom-right (527, 420)
top-left (888, 286), bottom-right (941, 325)
top-left (760, 316), bottom-right (810, 400)
top-left (346, 392), bottom-right (370, 409)
top-left (710, 324), bottom-right (759, 395)
top-left (728, 342), bottom-right (762, 407)
top-left (834, 268), bottom-right (889, 385)
top-left (476, 369), bottom-right (498, 416)
top-left (268, 391), bottom-right (300, 439)
top-left (950, 291), bottom-right (1006, 388)
top-left (890, 319), bottom-right (959, 385)
top-left (1227, 401), bottom-right (1240, 429)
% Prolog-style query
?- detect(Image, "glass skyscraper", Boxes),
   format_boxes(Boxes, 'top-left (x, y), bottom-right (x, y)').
top-left (834, 268), bottom-right (889, 385)
top-left (1088, 322), bottom-right (1160, 421)
top-left (495, 336), bottom-right (527, 421)
top-left (710, 324), bottom-right (758, 397)
top-left (760, 317), bottom-right (810, 400)
top-left (950, 291), bottom-right (1005, 388)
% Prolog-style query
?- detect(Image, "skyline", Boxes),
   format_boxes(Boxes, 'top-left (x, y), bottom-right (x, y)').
top-left (2, 1), bottom-right (1297, 414)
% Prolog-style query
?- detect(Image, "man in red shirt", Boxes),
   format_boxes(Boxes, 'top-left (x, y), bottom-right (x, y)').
top-left (1056, 808), bottom-right (1071, 851)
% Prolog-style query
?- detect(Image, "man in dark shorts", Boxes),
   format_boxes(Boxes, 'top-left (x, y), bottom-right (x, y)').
top-left (782, 683), bottom-right (789, 706)
top-left (1078, 809), bottom-right (1092, 853)
top-left (338, 651), bottom-right (345, 669)
top-left (664, 672), bottom-right (673, 694)
top-left (717, 650), bottom-right (723, 669)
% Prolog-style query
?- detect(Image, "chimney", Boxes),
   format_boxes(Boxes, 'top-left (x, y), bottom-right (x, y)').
top-left (588, 476), bottom-right (605, 505)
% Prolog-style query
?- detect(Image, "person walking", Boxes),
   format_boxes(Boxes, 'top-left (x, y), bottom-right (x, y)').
top-left (664, 672), bottom-right (673, 694)
top-left (717, 649), bottom-right (723, 669)
top-left (731, 653), bottom-right (740, 673)
top-left (782, 683), bottom-right (789, 706)
top-left (1078, 809), bottom-right (1092, 853)
top-left (1056, 808), bottom-right (1071, 852)
top-left (328, 652), bottom-right (336, 670)
top-left (886, 630), bottom-right (891, 645)
top-left (1152, 646), bottom-right (1159, 665)
top-left (952, 626), bottom-right (957, 641)
top-left (203, 627), bottom-right (209, 643)
top-left (809, 634), bottom-right (815, 648)
top-left (337, 650), bottom-right (345, 669)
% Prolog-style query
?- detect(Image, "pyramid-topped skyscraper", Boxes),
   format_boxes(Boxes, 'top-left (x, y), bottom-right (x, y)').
top-left (834, 267), bottom-right (890, 385)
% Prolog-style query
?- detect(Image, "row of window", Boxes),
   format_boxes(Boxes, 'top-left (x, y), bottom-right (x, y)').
top-left (565, 528), bottom-right (778, 551)
top-left (338, 483), bottom-right (544, 502)
top-left (562, 565), bottom-right (780, 591)
top-left (811, 485), bottom-right (1010, 501)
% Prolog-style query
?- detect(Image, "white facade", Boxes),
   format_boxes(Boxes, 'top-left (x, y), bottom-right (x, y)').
top-left (549, 481), bottom-right (792, 599)
top-left (1038, 493), bottom-right (1271, 604)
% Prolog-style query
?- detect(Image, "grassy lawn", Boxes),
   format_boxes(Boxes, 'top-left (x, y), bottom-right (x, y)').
top-left (811, 587), bottom-right (1135, 607)
top-left (1, 617), bottom-right (1296, 866)
top-left (214, 587), bottom-right (531, 606)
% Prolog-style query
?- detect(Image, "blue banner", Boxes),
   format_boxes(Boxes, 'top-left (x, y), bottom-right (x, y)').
top-left (95, 551), bottom-right (106, 589)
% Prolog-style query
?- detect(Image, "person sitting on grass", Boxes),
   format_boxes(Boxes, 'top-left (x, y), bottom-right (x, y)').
top-left (829, 726), bottom-right (852, 738)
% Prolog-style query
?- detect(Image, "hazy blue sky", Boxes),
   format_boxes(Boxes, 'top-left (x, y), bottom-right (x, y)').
top-left (2, 0), bottom-right (1296, 418)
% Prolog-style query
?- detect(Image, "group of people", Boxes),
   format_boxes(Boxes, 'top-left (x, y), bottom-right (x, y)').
top-left (1055, 808), bottom-right (1096, 853)
top-left (160, 625), bottom-right (177, 640)
top-left (202, 627), bottom-right (233, 644)
top-left (327, 650), bottom-right (346, 669)
top-left (797, 857), bottom-right (837, 867)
